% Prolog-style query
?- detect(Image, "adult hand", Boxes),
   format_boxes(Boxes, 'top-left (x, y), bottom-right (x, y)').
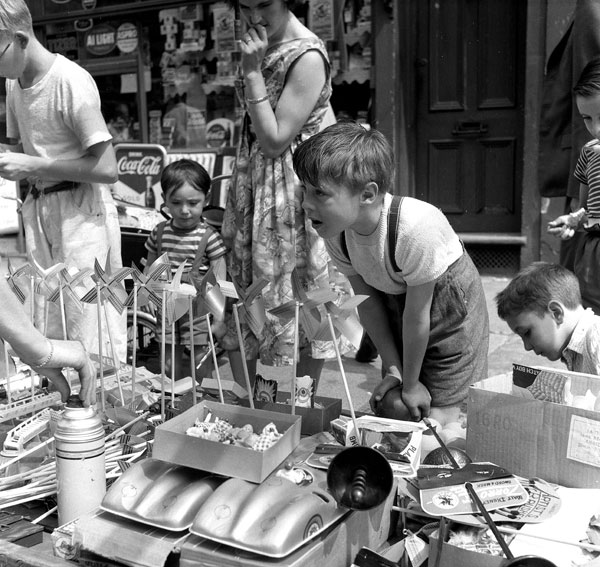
top-left (240, 24), bottom-right (268, 75)
top-left (400, 381), bottom-right (431, 421)
top-left (0, 153), bottom-right (42, 181)
top-left (34, 340), bottom-right (96, 407)
top-left (369, 373), bottom-right (402, 414)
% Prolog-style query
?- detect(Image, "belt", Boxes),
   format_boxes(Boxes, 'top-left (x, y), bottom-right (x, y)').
top-left (30, 180), bottom-right (79, 199)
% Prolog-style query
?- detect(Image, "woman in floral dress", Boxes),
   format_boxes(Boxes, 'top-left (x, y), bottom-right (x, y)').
top-left (221, 0), bottom-right (336, 389)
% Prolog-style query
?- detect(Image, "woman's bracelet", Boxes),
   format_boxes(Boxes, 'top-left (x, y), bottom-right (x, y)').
top-left (246, 94), bottom-right (269, 105)
top-left (33, 339), bottom-right (54, 368)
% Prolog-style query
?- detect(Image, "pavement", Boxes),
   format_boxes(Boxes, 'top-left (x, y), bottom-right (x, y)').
top-left (0, 234), bottom-right (563, 414)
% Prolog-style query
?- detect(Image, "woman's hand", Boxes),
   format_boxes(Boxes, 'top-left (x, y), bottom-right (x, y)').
top-left (240, 25), bottom-right (268, 76)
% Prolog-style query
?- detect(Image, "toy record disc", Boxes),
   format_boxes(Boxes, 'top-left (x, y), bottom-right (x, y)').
top-left (446, 477), bottom-right (561, 526)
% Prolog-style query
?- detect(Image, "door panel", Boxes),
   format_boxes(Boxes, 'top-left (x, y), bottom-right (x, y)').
top-left (416, 0), bottom-right (525, 233)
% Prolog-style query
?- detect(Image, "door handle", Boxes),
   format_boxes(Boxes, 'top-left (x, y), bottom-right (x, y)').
top-left (451, 121), bottom-right (488, 137)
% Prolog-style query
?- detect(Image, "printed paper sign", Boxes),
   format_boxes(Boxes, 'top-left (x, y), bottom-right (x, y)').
top-left (419, 476), bottom-right (528, 517)
top-left (567, 414), bottom-right (600, 468)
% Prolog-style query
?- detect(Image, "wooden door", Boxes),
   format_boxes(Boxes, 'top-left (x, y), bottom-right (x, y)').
top-left (415, 0), bottom-right (526, 233)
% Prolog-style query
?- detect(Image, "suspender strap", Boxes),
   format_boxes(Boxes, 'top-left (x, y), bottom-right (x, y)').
top-left (155, 221), bottom-right (166, 257)
top-left (387, 195), bottom-right (403, 273)
top-left (190, 226), bottom-right (214, 274)
top-left (340, 195), bottom-right (404, 272)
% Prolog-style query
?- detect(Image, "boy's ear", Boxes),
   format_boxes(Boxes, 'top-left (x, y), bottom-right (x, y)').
top-left (548, 299), bottom-right (565, 324)
top-left (14, 32), bottom-right (30, 49)
top-left (360, 181), bottom-right (380, 204)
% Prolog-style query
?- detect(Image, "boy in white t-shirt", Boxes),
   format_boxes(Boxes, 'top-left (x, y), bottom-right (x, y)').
top-left (0, 0), bottom-right (126, 363)
top-left (293, 122), bottom-right (489, 424)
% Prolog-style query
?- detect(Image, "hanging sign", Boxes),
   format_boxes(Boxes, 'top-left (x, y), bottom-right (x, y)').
top-left (116, 22), bottom-right (138, 54)
top-left (85, 24), bottom-right (116, 56)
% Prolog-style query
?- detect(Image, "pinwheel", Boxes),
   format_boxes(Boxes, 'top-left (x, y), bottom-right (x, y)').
top-left (190, 267), bottom-right (228, 405)
top-left (268, 269), bottom-right (337, 414)
top-left (217, 278), bottom-right (269, 408)
top-left (317, 294), bottom-right (369, 440)
top-left (124, 255), bottom-right (170, 409)
top-left (6, 258), bottom-right (27, 305)
top-left (146, 260), bottom-right (196, 418)
top-left (80, 251), bottom-right (134, 411)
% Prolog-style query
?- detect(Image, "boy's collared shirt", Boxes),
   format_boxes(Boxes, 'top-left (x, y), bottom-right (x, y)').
top-left (561, 308), bottom-right (600, 374)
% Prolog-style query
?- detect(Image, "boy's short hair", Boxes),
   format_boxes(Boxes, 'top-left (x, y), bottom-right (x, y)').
top-left (292, 122), bottom-right (395, 194)
top-left (0, 0), bottom-right (33, 37)
top-left (496, 262), bottom-right (582, 320)
top-left (161, 159), bottom-right (211, 198)
top-left (574, 56), bottom-right (600, 97)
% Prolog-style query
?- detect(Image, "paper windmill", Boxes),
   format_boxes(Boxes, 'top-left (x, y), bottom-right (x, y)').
top-left (191, 266), bottom-right (226, 320)
top-left (147, 260), bottom-right (196, 325)
top-left (47, 266), bottom-right (94, 306)
top-left (269, 269), bottom-right (338, 341)
top-left (126, 253), bottom-right (171, 311)
top-left (28, 256), bottom-right (66, 299)
top-left (313, 295), bottom-right (369, 350)
top-left (6, 258), bottom-right (28, 304)
top-left (218, 278), bottom-right (269, 338)
top-left (80, 251), bottom-right (134, 314)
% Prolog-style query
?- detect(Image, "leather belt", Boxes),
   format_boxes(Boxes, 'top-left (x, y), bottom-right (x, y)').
top-left (30, 180), bottom-right (79, 199)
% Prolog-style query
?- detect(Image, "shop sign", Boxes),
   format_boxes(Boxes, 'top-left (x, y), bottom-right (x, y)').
top-left (113, 144), bottom-right (167, 207)
top-left (116, 22), bottom-right (138, 54)
top-left (85, 24), bottom-right (116, 56)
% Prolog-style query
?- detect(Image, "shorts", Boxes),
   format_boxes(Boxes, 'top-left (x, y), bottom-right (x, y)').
top-left (384, 251), bottom-right (489, 407)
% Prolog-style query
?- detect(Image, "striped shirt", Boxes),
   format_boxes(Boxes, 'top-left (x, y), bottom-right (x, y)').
top-left (574, 140), bottom-right (600, 218)
top-left (145, 220), bottom-right (227, 276)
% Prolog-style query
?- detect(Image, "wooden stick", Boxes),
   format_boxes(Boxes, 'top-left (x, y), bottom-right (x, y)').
top-left (326, 313), bottom-right (361, 443)
top-left (130, 282), bottom-right (139, 409)
top-left (233, 303), bottom-right (253, 408)
top-left (0, 437), bottom-right (54, 473)
top-left (104, 304), bottom-right (125, 406)
top-left (3, 341), bottom-right (11, 405)
top-left (206, 314), bottom-right (224, 404)
top-left (189, 296), bottom-right (197, 406)
top-left (291, 301), bottom-right (300, 415)
top-left (160, 289), bottom-right (167, 420)
top-left (96, 282), bottom-right (105, 413)
top-left (170, 318), bottom-right (176, 408)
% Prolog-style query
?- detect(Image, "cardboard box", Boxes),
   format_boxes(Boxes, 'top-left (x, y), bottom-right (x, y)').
top-left (428, 526), bottom-right (506, 567)
top-left (240, 393), bottom-right (342, 436)
top-left (467, 371), bottom-right (600, 488)
top-left (153, 401), bottom-right (301, 483)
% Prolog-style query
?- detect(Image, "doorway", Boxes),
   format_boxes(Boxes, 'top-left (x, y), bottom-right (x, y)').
top-left (414, 0), bottom-right (526, 234)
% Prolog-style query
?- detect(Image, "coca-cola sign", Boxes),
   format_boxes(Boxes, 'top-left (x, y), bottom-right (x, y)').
top-left (113, 144), bottom-right (167, 209)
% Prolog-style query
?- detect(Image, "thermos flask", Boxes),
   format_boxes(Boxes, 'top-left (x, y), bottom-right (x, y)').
top-left (55, 395), bottom-right (106, 525)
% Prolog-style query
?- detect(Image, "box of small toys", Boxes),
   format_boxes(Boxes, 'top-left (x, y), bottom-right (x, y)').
top-left (153, 400), bottom-right (301, 483)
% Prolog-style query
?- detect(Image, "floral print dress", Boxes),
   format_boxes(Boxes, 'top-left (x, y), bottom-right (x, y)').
top-left (221, 36), bottom-right (334, 365)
